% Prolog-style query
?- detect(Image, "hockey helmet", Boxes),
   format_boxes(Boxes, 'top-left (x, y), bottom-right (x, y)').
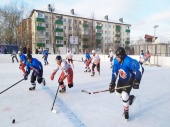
top-left (18, 51), bottom-right (21, 54)
top-left (115, 47), bottom-right (126, 59)
top-left (109, 49), bottom-right (112, 51)
top-left (56, 55), bottom-right (62, 61)
top-left (92, 50), bottom-right (95, 54)
top-left (27, 53), bottom-right (32, 59)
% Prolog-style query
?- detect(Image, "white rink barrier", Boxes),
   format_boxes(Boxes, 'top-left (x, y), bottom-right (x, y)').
top-left (1, 54), bottom-right (170, 67)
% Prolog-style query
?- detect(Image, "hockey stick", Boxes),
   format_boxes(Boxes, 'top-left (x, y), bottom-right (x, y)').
top-left (51, 84), bottom-right (60, 114)
top-left (73, 60), bottom-right (84, 62)
top-left (81, 85), bottom-right (131, 95)
top-left (0, 79), bottom-right (24, 95)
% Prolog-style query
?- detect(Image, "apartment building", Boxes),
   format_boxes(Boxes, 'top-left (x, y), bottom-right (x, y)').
top-left (29, 9), bottom-right (131, 54)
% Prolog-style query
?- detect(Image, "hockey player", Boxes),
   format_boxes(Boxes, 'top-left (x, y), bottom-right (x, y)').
top-left (108, 49), bottom-right (114, 68)
top-left (139, 50), bottom-right (145, 64)
top-left (18, 51), bottom-right (27, 74)
top-left (109, 47), bottom-right (144, 121)
top-left (91, 50), bottom-right (100, 76)
top-left (66, 49), bottom-right (74, 68)
top-left (11, 49), bottom-right (19, 63)
top-left (24, 54), bottom-right (46, 90)
top-left (42, 49), bottom-right (49, 65)
top-left (84, 50), bottom-right (91, 72)
top-left (50, 55), bottom-right (74, 93)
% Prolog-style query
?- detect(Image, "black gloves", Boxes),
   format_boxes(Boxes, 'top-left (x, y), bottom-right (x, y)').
top-left (133, 79), bottom-right (140, 89)
top-left (109, 81), bottom-right (115, 93)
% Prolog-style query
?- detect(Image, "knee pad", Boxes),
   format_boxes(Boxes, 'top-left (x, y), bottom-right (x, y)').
top-left (68, 84), bottom-right (73, 88)
top-left (37, 77), bottom-right (43, 84)
top-left (58, 79), bottom-right (64, 85)
top-left (122, 91), bottom-right (129, 102)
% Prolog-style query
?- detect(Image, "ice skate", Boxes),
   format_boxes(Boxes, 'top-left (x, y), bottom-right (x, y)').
top-left (29, 86), bottom-right (35, 91)
top-left (59, 87), bottom-right (66, 93)
top-left (91, 72), bottom-right (95, 77)
top-left (129, 95), bottom-right (135, 106)
top-left (84, 70), bottom-right (87, 72)
top-left (123, 110), bottom-right (129, 121)
top-left (42, 78), bottom-right (46, 86)
top-left (88, 69), bottom-right (91, 72)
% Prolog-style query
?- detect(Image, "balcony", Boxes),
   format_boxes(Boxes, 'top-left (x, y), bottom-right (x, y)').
top-left (96, 39), bottom-right (101, 43)
top-left (56, 28), bottom-right (63, 32)
top-left (37, 18), bottom-right (45, 22)
top-left (126, 29), bottom-right (130, 33)
top-left (83, 38), bottom-right (88, 42)
top-left (55, 36), bottom-right (63, 40)
top-left (83, 23), bottom-right (89, 28)
top-left (115, 34), bottom-right (120, 37)
top-left (96, 33), bottom-right (102, 36)
top-left (56, 44), bottom-right (63, 47)
top-left (37, 43), bottom-right (45, 47)
top-left (125, 41), bottom-right (130, 45)
top-left (37, 26), bottom-right (45, 31)
top-left (115, 26), bottom-right (121, 32)
top-left (82, 45), bottom-right (89, 48)
top-left (96, 26), bottom-right (102, 29)
top-left (55, 20), bottom-right (63, 25)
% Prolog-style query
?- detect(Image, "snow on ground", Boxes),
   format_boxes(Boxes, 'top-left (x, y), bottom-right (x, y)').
top-left (0, 54), bottom-right (170, 127)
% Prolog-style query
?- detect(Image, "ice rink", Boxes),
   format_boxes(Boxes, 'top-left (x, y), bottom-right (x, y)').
top-left (0, 54), bottom-right (170, 127)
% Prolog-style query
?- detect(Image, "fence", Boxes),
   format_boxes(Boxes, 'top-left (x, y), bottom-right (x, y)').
top-left (131, 43), bottom-right (170, 56)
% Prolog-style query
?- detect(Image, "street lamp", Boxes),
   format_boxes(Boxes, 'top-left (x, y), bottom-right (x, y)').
top-left (153, 25), bottom-right (159, 42)
top-left (48, 4), bottom-right (55, 54)
top-left (104, 15), bottom-right (108, 54)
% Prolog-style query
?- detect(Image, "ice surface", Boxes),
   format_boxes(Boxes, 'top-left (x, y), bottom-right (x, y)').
top-left (0, 54), bottom-right (170, 127)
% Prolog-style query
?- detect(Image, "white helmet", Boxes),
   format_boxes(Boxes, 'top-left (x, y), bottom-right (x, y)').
top-left (109, 49), bottom-right (112, 51)
top-left (92, 50), bottom-right (95, 54)
top-left (18, 51), bottom-right (21, 54)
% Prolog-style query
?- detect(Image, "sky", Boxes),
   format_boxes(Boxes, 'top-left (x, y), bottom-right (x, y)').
top-left (1, 0), bottom-right (170, 40)
top-left (0, 54), bottom-right (170, 127)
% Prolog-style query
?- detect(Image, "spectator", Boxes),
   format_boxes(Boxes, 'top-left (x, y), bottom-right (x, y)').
top-left (23, 45), bottom-right (27, 54)
top-left (35, 48), bottom-right (39, 54)
top-left (4, 46), bottom-right (7, 54)
top-left (145, 51), bottom-right (151, 66)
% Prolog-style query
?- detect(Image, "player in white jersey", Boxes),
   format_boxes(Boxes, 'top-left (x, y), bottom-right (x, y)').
top-left (91, 50), bottom-right (100, 76)
top-left (50, 55), bottom-right (74, 93)
top-left (108, 49), bottom-right (114, 68)
top-left (66, 49), bottom-right (74, 68)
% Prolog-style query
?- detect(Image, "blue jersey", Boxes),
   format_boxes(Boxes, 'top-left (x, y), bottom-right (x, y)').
top-left (43, 50), bottom-right (48, 57)
top-left (112, 55), bottom-right (144, 83)
top-left (85, 53), bottom-right (91, 60)
top-left (20, 54), bottom-right (27, 65)
top-left (26, 58), bottom-right (43, 75)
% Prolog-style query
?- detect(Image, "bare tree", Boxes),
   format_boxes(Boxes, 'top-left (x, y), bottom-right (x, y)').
top-left (88, 12), bottom-right (96, 51)
top-left (0, 1), bottom-right (28, 44)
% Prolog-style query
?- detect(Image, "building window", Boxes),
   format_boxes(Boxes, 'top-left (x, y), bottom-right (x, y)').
top-left (57, 40), bottom-right (62, 44)
top-left (45, 16), bottom-right (48, 19)
top-left (105, 31), bottom-right (107, 34)
top-left (56, 32), bottom-right (63, 36)
top-left (105, 37), bottom-right (107, 40)
top-left (79, 21), bottom-right (81, 24)
top-left (63, 18), bottom-right (66, 22)
top-left (105, 24), bottom-right (107, 27)
top-left (46, 24), bottom-right (48, 28)
top-left (108, 31), bottom-right (111, 34)
top-left (69, 26), bottom-right (72, 30)
top-left (64, 26), bottom-right (66, 30)
top-left (38, 31), bottom-right (44, 35)
top-left (38, 13), bottom-right (43, 18)
top-left (46, 32), bottom-right (48, 37)
top-left (109, 25), bottom-right (111, 28)
top-left (38, 23), bottom-right (42, 26)
top-left (46, 40), bottom-right (49, 44)
top-left (68, 19), bottom-right (72, 23)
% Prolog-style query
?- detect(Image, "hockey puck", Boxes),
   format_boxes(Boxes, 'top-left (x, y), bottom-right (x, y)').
top-left (12, 119), bottom-right (15, 124)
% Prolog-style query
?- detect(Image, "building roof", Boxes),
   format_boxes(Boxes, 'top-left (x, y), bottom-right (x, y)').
top-left (29, 9), bottom-right (131, 26)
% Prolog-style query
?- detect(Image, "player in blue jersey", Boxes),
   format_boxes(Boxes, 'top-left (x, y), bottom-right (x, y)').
top-left (24, 54), bottom-right (46, 91)
top-left (109, 47), bottom-right (144, 121)
top-left (42, 49), bottom-right (49, 65)
top-left (84, 50), bottom-right (91, 72)
top-left (18, 51), bottom-right (27, 74)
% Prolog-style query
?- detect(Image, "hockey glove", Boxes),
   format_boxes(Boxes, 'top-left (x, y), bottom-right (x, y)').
top-left (133, 79), bottom-right (140, 89)
top-left (50, 71), bottom-right (56, 80)
top-left (24, 72), bottom-right (28, 80)
top-left (109, 81), bottom-right (115, 93)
